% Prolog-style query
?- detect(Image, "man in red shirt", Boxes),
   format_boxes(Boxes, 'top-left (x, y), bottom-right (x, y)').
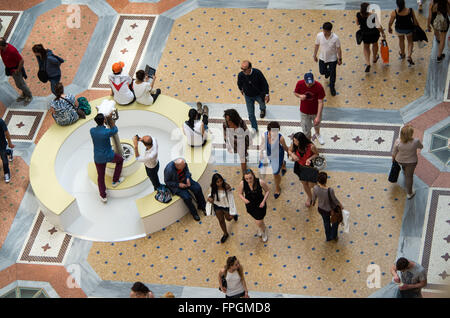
top-left (294, 73), bottom-right (326, 145)
top-left (0, 37), bottom-right (32, 103)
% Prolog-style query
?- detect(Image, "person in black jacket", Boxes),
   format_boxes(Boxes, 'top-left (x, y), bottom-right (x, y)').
top-left (237, 60), bottom-right (270, 132)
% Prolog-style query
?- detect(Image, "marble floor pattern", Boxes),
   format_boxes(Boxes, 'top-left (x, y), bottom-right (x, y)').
top-left (0, 0), bottom-right (449, 298)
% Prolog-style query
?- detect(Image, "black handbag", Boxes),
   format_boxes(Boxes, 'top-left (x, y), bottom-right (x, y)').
top-left (388, 160), bottom-right (401, 183)
top-left (37, 57), bottom-right (48, 83)
top-left (356, 30), bottom-right (363, 45)
top-left (219, 275), bottom-right (227, 291)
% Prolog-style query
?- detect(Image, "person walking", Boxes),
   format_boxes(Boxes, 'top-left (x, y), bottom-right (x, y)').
top-left (313, 22), bottom-right (342, 96)
top-left (294, 72), bottom-right (326, 145)
top-left (237, 60), bottom-right (270, 133)
top-left (356, 2), bottom-right (387, 72)
top-left (218, 256), bottom-right (249, 298)
top-left (0, 37), bottom-right (32, 104)
top-left (259, 121), bottom-right (288, 199)
top-left (0, 118), bottom-right (14, 183)
top-left (238, 169), bottom-right (270, 242)
top-left (312, 171), bottom-right (344, 242)
top-left (288, 132), bottom-right (319, 207)
top-left (164, 158), bottom-right (206, 221)
top-left (32, 44), bottom-right (64, 95)
top-left (427, 0), bottom-right (450, 62)
top-left (388, 0), bottom-right (420, 66)
top-left (206, 173), bottom-right (238, 243)
top-left (391, 257), bottom-right (427, 298)
top-left (133, 134), bottom-right (161, 191)
top-left (223, 109), bottom-right (250, 173)
top-left (392, 125), bottom-right (423, 199)
top-left (90, 113), bottom-right (124, 203)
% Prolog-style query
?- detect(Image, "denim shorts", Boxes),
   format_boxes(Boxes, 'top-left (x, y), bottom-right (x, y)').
top-left (395, 28), bottom-right (413, 35)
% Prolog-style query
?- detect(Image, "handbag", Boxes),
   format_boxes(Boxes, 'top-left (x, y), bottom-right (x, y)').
top-left (412, 25), bottom-right (428, 42)
top-left (37, 57), bottom-right (49, 83)
top-left (356, 30), bottom-right (363, 45)
top-left (219, 274), bottom-right (227, 291)
top-left (380, 39), bottom-right (389, 64)
top-left (388, 160), bottom-right (401, 183)
top-left (312, 155), bottom-right (326, 170)
top-left (327, 188), bottom-right (343, 224)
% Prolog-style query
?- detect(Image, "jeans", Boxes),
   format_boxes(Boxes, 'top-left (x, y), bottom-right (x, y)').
top-left (319, 60), bottom-right (337, 89)
top-left (94, 153), bottom-right (123, 198)
top-left (49, 75), bottom-right (61, 96)
top-left (172, 178), bottom-right (206, 216)
top-left (319, 208), bottom-right (338, 241)
top-left (11, 69), bottom-right (32, 98)
top-left (244, 94), bottom-right (266, 131)
top-left (145, 162), bottom-right (161, 190)
top-left (0, 149), bottom-right (10, 176)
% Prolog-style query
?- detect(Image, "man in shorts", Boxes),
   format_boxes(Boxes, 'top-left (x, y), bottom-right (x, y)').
top-left (294, 73), bottom-right (326, 145)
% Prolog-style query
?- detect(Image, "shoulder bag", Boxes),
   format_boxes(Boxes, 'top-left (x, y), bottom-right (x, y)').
top-left (327, 188), bottom-right (343, 224)
top-left (61, 97), bottom-right (86, 119)
top-left (37, 57), bottom-right (49, 83)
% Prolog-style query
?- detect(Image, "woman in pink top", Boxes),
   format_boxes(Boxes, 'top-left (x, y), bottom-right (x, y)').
top-left (392, 125), bottom-right (423, 199)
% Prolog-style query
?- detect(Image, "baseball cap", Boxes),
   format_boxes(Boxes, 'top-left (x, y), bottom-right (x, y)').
top-left (304, 72), bottom-right (314, 84)
top-left (112, 61), bottom-right (124, 73)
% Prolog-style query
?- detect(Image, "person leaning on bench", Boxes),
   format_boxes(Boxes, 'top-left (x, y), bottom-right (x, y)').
top-left (164, 158), bottom-right (206, 221)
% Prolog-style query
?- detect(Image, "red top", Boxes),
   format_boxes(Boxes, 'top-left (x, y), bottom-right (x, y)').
top-left (0, 44), bottom-right (23, 70)
top-left (294, 80), bottom-right (325, 115)
top-left (295, 143), bottom-right (314, 166)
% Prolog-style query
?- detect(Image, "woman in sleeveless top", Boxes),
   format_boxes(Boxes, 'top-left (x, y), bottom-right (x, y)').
top-left (259, 121), bottom-right (289, 199)
top-left (356, 2), bottom-right (387, 72)
top-left (218, 256), bottom-right (249, 298)
top-left (238, 169), bottom-right (270, 242)
top-left (223, 109), bottom-right (250, 173)
top-left (388, 0), bottom-right (420, 65)
top-left (427, 0), bottom-right (450, 62)
top-left (288, 132), bottom-right (319, 208)
top-left (312, 171), bottom-right (344, 242)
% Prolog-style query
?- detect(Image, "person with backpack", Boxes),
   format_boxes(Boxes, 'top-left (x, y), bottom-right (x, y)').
top-left (50, 82), bottom-right (84, 126)
top-left (427, 0), bottom-right (450, 62)
top-left (32, 44), bottom-right (64, 96)
top-left (133, 134), bottom-right (161, 191)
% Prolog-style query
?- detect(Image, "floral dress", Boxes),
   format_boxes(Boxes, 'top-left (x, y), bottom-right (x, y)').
top-left (51, 94), bottom-right (79, 126)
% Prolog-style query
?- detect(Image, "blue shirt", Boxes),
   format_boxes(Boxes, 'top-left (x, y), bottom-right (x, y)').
top-left (90, 125), bottom-right (118, 164)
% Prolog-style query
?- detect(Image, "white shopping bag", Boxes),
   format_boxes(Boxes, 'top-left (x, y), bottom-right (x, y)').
top-left (342, 209), bottom-right (350, 233)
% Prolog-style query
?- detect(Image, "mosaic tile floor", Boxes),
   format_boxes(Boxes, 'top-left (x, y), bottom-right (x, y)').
top-left (0, 0), bottom-right (448, 298)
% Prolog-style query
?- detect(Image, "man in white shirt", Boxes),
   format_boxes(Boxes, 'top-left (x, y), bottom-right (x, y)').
top-left (133, 134), bottom-right (161, 190)
top-left (313, 22), bottom-right (342, 96)
top-left (109, 61), bottom-right (135, 105)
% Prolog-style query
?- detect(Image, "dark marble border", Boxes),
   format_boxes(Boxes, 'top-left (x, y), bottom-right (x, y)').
top-left (3, 110), bottom-right (43, 141)
top-left (0, 12), bottom-right (20, 41)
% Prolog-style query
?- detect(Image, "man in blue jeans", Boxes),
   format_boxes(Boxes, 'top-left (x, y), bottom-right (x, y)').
top-left (164, 158), bottom-right (206, 221)
top-left (237, 60), bottom-right (270, 133)
top-left (0, 118), bottom-right (14, 183)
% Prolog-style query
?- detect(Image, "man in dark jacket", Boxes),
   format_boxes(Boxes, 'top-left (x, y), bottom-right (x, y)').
top-left (237, 60), bottom-right (270, 132)
top-left (164, 158), bottom-right (206, 221)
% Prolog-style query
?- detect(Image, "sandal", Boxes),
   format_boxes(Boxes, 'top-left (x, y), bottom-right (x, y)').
top-left (274, 190), bottom-right (281, 199)
top-left (407, 57), bottom-right (415, 66)
top-left (373, 54), bottom-right (379, 63)
top-left (399, 52), bottom-right (406, 59)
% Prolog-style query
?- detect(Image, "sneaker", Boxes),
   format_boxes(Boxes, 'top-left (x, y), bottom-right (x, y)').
top-left (233, 215), bottom-right (238, 222)
top-left (256, 228), bottom-right (262, 237)
top-left (260, 109), bottom-right (266, 118)
top-left (24, 96), bottom-right (32, 104)
top-left (112, 176), bottom-right (125, 188)
top-left (16, 95), bottom-right (25, 102)
top-left (100, 196), bottom-right (107, 203)
top-left (406, 190), bottom-right (416, 200)
top-left (192, 213), bottom-right (200, 221)
top-left (262, 227), bottom-right (268, 242)
top-left (4, 173), bottom-right (10, 183)
top-left (315, 134), bottom-right (325, 145)
top-left (220, 234), bottom-right (229, 243)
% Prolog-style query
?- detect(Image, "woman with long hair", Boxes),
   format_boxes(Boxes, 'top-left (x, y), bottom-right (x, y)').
top-left (288, 132), bottom-right (319, 207)
top-left (223, 108), bottom-right (250, 173)
top-left (218, 256), bottom-right (249, 298)
top-left (207, 173), bottom-right (238, 243)
top-left (312, 171), bottom-right (344, 242)
top-left (356, 2), bottom-right (387, 72)
top-left (388, 0), bottom-right (420, 66)
top-left (183, 105), bottom-right (208, 147)
top-left (50, 82), bottom-right (83, 126)
top-left (259, 121), bottom-right (288, 199)
top-left (392, 125), bottom-right (423, 199)
top-left (427, 0), bottom-right (450, 62)
top-left (238, 169), bottom-right (270, 242)
top-left (32, 44), bottom-right (64, 95)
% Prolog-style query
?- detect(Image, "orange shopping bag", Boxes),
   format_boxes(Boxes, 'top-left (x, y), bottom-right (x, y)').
top-left (381, 39), bottom-right (389, 64)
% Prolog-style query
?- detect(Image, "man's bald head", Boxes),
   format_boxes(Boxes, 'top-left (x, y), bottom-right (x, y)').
top-left (174, 158), bottom-right (186, 170)
top-left (141, 135), bottom-right (153, 148)
top-left (241, 60), bottom-right (252, 72)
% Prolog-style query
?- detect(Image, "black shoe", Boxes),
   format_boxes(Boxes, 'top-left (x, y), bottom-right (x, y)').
top-left (260, 109), bottom-right (266, 118)
top-left (233, 215), bottom-right (238, 222)
top-left (151, 89), bottom-right (161, 103)
top-left (365, 65), bottom-right (370, 73)
top-left (220, 234), bottom-right (229, 243)
top-left (330, 87), bottom-right (336, 96)
top-left (192, 213), bottom-right (200, 221)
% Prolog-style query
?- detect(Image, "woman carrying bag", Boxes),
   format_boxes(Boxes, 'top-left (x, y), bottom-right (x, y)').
top-left (32, 44), bottom-right (64, 95)
top-left (218, 256), bottom-right (249, 298)
top-left (50, 82), bottom-right (84, 126)
top-left (312, 171), bottom-right (344, 242)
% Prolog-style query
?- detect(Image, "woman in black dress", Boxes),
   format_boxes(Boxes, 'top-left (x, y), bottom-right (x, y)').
top-left (238, 169), bottom-right (270, 242)
top-left (356, 2), bottom-right (387, 72)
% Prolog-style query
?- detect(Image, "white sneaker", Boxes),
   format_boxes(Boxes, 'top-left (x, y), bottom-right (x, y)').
top-left (406, 190), bottom-right (416, 200)
top-left (262, 227), bottom-right (268, 242)
top-left (112, 176), bottom-right (125, 188)
top-left (4, 173), bottom-right (10, 183)
top-left (256, 228), bottom-right (262, 237)
top-left (315, 134), bottom-right (325, 145)
top-left (100, 196), bottom-right (107, 203)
